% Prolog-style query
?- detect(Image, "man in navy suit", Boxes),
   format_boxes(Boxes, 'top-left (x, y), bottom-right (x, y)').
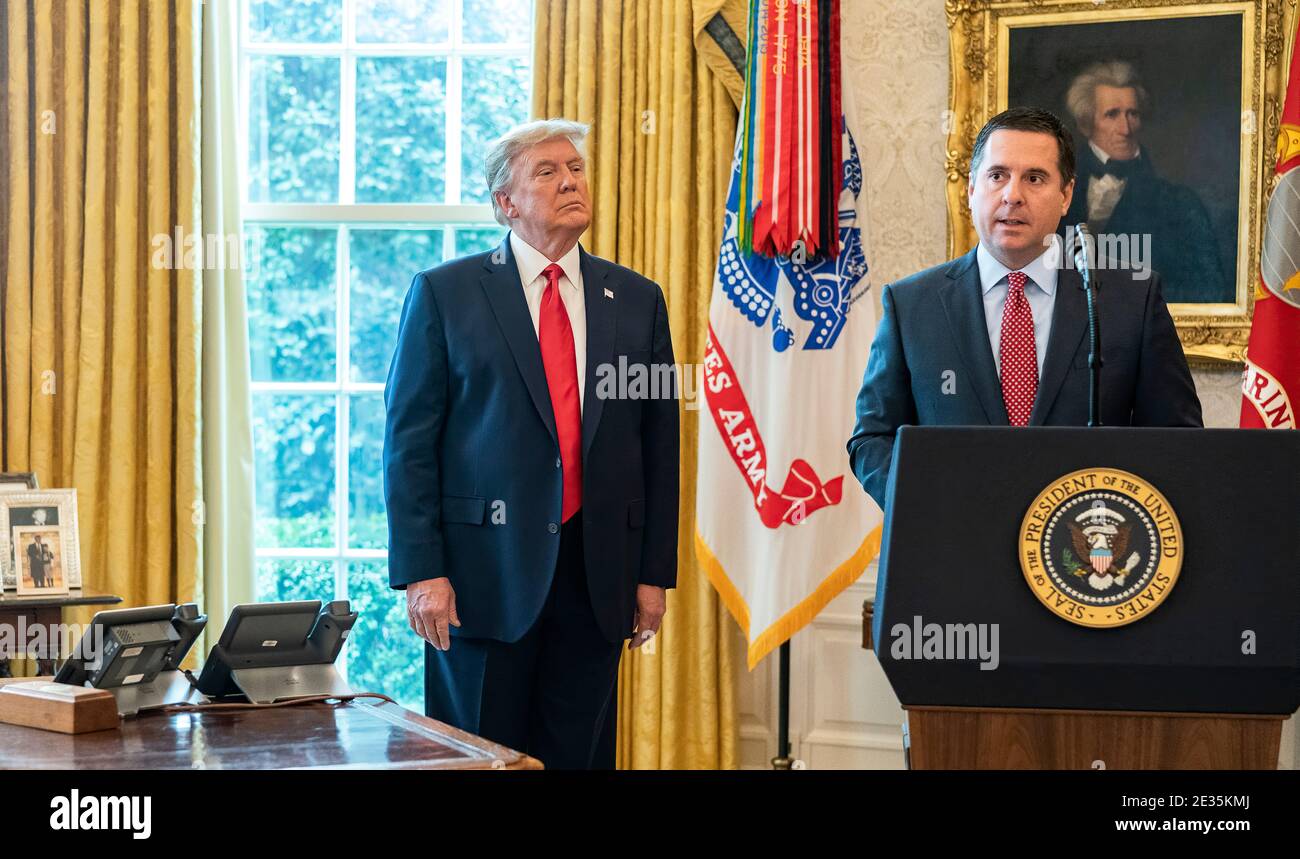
top-left (384, 119), bottom-right (679, 768)
top-left (848, 107), bottom-right (1202, 508)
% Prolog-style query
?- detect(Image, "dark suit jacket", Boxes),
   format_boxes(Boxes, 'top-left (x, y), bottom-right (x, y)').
top-left (847, 247), bottom-right (1204, 507)
top-left (26, 542), bottom-right (43, 579)
top-left (383, 235), bottom-right (679, 645)
top-left (1062, 145), bottom-right (1229, 303)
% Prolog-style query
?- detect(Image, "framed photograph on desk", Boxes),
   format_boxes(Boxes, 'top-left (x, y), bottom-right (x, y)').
top-left (0, 490), bottom-right (82, 591)
top-left (12, 526), bottom-right (69, 595)
top-left (0, 473), bottom-right (38, 494)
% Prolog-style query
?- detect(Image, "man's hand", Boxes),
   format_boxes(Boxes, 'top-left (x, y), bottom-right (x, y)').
top-left (407, 577), bottom-right (461, 651)
top-left (629, 584), bottom-right (666, 650)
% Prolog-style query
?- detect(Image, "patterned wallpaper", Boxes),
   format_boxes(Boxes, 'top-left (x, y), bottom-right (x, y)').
top-left (840, 0), bottom-right (1242, 428)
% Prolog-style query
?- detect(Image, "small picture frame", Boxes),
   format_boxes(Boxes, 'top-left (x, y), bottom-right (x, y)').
top-left (0, 473), bottom-right (38, 494)
top-left (0, 490), bottom-right (81, 591)
top-left (12, 525), bottom-right (69, 596)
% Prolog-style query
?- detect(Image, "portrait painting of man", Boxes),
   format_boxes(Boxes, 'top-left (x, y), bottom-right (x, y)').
top-left (1006, 12), bottom-right (1243, 304)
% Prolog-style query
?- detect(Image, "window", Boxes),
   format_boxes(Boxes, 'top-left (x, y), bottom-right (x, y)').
top-left (240, 0), bottom-right (533, 709)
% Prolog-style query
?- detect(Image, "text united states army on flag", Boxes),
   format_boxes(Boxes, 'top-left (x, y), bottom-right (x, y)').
top-left (696, 123), bottom-right (881, 669)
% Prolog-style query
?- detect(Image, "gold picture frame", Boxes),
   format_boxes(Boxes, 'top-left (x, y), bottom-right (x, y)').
top-left (945, 0), bottom-right (1299, 364)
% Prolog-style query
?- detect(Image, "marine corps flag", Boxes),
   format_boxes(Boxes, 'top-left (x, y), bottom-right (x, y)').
top-left (695, 0), bottom-right (880, 666)
top-left (1244, 23), bottom-right (1300, 429)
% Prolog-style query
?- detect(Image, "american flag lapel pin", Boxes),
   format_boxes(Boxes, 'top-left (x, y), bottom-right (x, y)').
top-left (604, 287), bottom-right (614, 299)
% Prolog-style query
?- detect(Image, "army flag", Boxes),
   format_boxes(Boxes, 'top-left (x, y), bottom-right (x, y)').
top-left (695, 112), bottom-right (880, 668)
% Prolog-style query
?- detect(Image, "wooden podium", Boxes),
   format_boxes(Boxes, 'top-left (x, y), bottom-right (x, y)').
top-left (904, 707), bottom-right (1283, 770)
top-left (864, 600), bottom-right (1287, 769)
top-left (868, 428), bottom-right (1300, 771)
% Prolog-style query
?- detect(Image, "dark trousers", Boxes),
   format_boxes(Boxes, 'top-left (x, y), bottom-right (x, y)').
top-left (424, 514), bottom-right (622, 769)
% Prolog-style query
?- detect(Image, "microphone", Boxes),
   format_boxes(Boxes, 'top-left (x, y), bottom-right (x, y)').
top-left (1074, 223), bottom-right (1102, 427)
top-left (1072, 222), bottom-right (1092, 277)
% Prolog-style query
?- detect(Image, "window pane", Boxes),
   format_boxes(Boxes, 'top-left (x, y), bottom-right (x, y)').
top-left (349, 229), bottom-right (445, 383)
top-left (455, 226), bottom-right (506, 256)
top-left (346, 560), bottom-right (423, 709)
top-left (460, 57), bottom-right (530, 204)
top-left (256, 559), bottom-right (336, 603)
top-left (355, 57), bottom-right (447, 203)
top-left (248, 56), bottom-right (341, 203)
top-left (355, 0), bottom-right (449, 43)
top-left (254, 393), bottom-right (337, 548)
top-left (348, 394), bottom-right (387, 549)
top-left (248, 0), bottom-right (342, 43)
top-left (461, 0), bottom-right (530, 44)
top-left (246, 226), bottom-right (338, 383)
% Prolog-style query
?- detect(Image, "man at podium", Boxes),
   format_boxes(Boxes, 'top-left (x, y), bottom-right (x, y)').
top-left (847, 107), bottom-right (1203, 507)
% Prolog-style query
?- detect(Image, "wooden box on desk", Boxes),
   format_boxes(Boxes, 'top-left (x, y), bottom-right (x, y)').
top-left (0, 676), bottom-right (120, 734)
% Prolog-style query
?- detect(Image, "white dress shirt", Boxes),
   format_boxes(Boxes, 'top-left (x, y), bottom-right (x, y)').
top-left (510, 231), bottom-right (587, 413)
top-left (1086, 140), bottom-right (1140, 224)
top-left (976, 242), bottom-right (1058, 377)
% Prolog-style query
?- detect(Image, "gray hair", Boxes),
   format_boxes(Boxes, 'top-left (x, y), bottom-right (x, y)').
top-left (1066, 60), bottom-right (1150, 135)
top-left (484, 118), bottom-right (591, 226)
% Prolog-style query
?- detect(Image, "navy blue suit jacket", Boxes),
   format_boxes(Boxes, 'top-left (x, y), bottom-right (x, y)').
top-left (847, 247), bottom-right (1204, 508)
top-left (383, 236), bottom-right (679, 644)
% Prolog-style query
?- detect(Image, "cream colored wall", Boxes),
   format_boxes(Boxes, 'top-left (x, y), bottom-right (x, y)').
top-left (736, 0), bottom-right (1295, 769)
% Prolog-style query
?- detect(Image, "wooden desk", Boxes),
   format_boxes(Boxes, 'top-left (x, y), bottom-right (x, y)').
top-left (0, 589), bottom-right (121, 676)
top-left (0, 686), bottom-right (541, 770)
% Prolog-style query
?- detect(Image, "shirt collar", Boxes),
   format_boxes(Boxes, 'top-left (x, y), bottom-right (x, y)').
top-left (1088, 139), bottom-right (1141, 166)
top-left (510, 231), bottom-right (582, 287)
top-left (976, 242), bottom-right (1059, 297)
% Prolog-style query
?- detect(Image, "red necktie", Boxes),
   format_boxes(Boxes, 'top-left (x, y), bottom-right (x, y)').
top-left (539, 263), bottom-right (583, 522)
top-left (1000, 271), bottom-right (1038, 427)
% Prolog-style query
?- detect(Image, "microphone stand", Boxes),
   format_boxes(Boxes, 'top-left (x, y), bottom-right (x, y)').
top-left (1075, 225), bottom-right (1102, 427)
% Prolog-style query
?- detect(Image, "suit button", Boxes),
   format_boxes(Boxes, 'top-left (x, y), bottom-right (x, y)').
top-left (548, 522), bottom-right (559, 534)
top-left (555, 457), bottom-right (562, 468)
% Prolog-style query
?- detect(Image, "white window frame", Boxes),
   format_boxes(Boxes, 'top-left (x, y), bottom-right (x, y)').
top-left (238, 0), bottom-right (531, 672)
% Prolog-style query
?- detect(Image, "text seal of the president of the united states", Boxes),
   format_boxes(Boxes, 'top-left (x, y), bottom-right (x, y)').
top-left (1019, 468), bottom-right (1183, 628)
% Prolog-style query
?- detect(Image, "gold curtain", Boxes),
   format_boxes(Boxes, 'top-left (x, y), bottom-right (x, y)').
top-left (533, 0), bottom-right (740, 769)
top-left (1, 0), bottom-right (202, 633)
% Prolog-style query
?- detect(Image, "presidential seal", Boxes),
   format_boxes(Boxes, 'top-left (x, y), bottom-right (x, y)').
top-left (1019, 468), bottom-right (1183, 628)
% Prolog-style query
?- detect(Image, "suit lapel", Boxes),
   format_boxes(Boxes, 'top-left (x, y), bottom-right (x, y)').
top-left (579, 248), bottom-right (616, 458)
top-left (480, 237), bottom-right (558, 445)
top-left (1029, 266), bottom-right (1088, 425)
top-left (939, 248), bottom-right (1008, 425)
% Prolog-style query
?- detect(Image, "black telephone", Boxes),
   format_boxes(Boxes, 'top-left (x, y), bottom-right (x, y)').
top-left (195, 599), bottom-right (357, 700)
top-left (55, 603), bottom-right (207, 689)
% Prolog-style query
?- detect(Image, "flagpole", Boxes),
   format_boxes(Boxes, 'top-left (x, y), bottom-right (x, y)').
top-left (771, 640), bottom-right (793, 769)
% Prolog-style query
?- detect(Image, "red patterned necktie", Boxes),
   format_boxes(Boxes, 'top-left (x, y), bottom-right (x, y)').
top-left (1000, 271), bottom-right (1038, 427)
top-left (539, 263), bottom-right (583, 522)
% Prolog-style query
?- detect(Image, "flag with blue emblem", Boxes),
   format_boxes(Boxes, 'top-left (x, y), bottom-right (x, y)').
top-left (695, 111), bottom-right (882, 670)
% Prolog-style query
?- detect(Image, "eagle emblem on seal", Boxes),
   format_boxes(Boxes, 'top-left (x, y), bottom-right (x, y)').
top-left (1066, 499), bottom-right (1142, 591)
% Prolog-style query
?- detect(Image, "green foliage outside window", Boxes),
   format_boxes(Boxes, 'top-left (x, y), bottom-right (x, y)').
top-left (245, 0), bottom-right (529, 713)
